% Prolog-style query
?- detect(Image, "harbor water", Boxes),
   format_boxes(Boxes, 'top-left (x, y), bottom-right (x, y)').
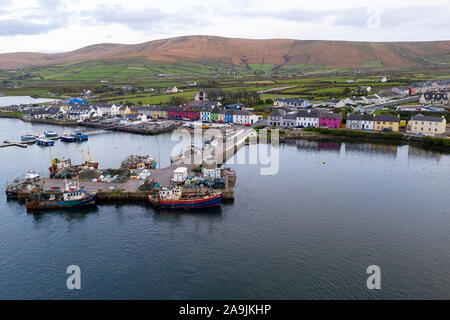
top-left (0, 118), bottom-right (449, 299)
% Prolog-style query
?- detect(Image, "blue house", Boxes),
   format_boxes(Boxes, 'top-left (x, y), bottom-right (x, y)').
top-left (224, 110), bottom-right (234, 123)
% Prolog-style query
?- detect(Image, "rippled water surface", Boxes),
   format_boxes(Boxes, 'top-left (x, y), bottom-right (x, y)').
top-left (0, 118), bottom-right (449, 299)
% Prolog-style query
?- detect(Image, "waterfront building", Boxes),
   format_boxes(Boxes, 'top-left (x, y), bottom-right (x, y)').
top-left (268, 109), bottom-right (285, 126)
top-left (92, 103), bottom-right (121, 116)
top-left (296, 110), bottom-right (319, 128)
top-left (346, 114), bottom-right (374, 130)
top-left (319, 112), bottom-right (342, 129)
top-left (409, 114), bottom-right (446, 136)
top-left (373, 115), bottom-right (400, 132)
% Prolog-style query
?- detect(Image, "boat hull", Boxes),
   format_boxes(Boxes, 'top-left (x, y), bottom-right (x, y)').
top-left (26, 194), bottom-right (97, 210)
top-left (148, 192), bottom-right (223, 209)
top-left (60, 136), bottom-right (77, 142)
top-left (36, 139), bottom-right (55, 146)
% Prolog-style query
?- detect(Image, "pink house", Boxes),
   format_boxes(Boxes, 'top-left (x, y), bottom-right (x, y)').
top-left (319, 112), bottom-right (342, 129)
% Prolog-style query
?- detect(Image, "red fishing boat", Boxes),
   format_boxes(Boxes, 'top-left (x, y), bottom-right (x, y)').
top-left (148, 187), bottom-right (223, 209)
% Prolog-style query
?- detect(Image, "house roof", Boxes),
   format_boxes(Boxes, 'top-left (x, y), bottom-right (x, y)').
top-left (411, 114), bottom-right (445, 122)
top-left (347, 114), bottom-right (374, 121)
top-left (269, 110), bottom-right (284, 117)
top-left (297, 110), bottom-right (319, 118)
top-left (319, 112), bottom-right (342, 120)
top-left (374, 115), bottom-right (400, 122)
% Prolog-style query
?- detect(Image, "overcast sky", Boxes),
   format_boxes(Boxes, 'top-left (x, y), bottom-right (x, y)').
top-left (0, 0), bottom-right (448, 54)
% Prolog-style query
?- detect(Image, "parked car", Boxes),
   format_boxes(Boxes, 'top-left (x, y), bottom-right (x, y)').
top-left (382, 128), bottom-right (393, 132)
top-left (296, 125), bottom-right (304, 128)
top-left (244, 123), bottom-right (251, 127)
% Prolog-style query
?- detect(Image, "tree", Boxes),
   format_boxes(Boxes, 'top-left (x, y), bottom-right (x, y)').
top-left (168, 96), bottom-right (188, 105)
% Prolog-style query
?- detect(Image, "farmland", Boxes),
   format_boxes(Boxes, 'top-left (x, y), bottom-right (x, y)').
top-left (0, 57), bottom-right (449, 106)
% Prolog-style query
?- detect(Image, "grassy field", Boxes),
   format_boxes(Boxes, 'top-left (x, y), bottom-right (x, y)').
top-left (1, 59), bottom-right (449, 106)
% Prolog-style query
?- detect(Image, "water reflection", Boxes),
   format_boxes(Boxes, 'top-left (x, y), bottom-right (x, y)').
top-left (29, 205), bottom-right (99, 222)
top-left (408, 145), bottom-right (443, 162)
top-left (290, 140), bottom-right (342, 152)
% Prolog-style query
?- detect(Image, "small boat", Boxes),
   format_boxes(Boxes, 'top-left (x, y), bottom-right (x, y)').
top-left (44, 130), bottom-right (58, 138)
top-left (21, 134), bottom-right (36, 142)
top-left (24, 170), bottom-right (40, 181)
top-left (148, 187), bottom-right (223, 209)
top-left (36, 138), bottom-right (55, 146)
top-left (74, 132), bottom-right (88, 142)
top-left (60, 133), bottom-right (77, 142)
top-left (26, 179), bottom-right (97, 210)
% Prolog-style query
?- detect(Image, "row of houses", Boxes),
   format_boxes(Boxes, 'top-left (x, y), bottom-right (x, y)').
top-left (268, 110), bottom-right (343, 129)
top-left (136, 104), bottom-right (260, 124)
top-left (269, 109), bottom-right (447, 135)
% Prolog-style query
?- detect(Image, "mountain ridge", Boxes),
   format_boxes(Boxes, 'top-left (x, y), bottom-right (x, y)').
top-left (1, 35), bottom-right (449, 70)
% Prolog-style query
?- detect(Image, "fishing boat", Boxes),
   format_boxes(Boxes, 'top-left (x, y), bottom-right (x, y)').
top-left (5, 171), bottom-right (41, 199)
top-left (36, 138), bottom-right (55, 146)
top-left (44, 130), bottom-right (58, 138)
top-left (74, 131), bottom-right (88, 142)
top-left (60, 133), bottom-right (77, 142)
top-left (49, 157), bottom-right (72, 176)
top-left (148, 187), bottom-right (223, 209)
top-left (21, 134), bottom-right (36, 142)
top-left (26, 179), bottom-right (97, 210)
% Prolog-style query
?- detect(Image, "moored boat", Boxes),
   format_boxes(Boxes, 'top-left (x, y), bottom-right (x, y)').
top-left (36, 138), bottom-right (55, 146)
top-left (44, 130), bottom-right (58, 138)
top-left (148, 187), bottom-right (223, 209)
top-left (26, 179), bottom-right (97, 210)
top-left (74, 131), bottom-right (88, 142)
top-left (21, 134), bottom-right (36, 142)
top-left (49, 157), bottom-right (72, 176)
top-left (60, 133), bottom-right (77, 142)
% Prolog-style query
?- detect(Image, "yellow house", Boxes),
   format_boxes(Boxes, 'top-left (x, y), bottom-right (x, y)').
top-left (119, 105), bottom-right (132, 116)
top-left (373, 115), bottom-right (400, 132)
top-left (409, 114), bottom-right (446, 136)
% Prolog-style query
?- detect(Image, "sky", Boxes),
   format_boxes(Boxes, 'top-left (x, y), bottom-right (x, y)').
top-left (0, 0), bottom-right (448, 54)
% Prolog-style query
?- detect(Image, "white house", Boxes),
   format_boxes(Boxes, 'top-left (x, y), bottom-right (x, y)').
top-left (346, 114), bottom-right (374, 130)
top-left (232, 110), bottom-right (258, 125)
top-left (296, 110), bottom-right (319, 127)
top-left (93, 103), bottom-right (121, 116)
top-left (274, 98), bottom-right (311, 108)
top-left (167, 86), bottom-right (179, 94)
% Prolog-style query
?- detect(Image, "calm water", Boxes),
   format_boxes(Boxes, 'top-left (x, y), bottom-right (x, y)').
top-left (0, 118), bottom-right (449, 299)
top-left (0, 96), bottom-right (59, 107)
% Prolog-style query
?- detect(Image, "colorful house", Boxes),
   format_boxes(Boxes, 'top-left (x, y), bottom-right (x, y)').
top-left (210, 107), bottom-right (220, 122)
top-left (319, 112), bottom-right (342, 129)
top-left (409, 114), bottom-right (446, 136)
top-left (373, 115), bottom-right (400, 132)
top-left (224, 110), bottom-right (234, 123)
top-left (218, 110), bottom-right (226, 122)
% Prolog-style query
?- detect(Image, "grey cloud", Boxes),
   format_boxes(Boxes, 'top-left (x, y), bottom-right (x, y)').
top-left (81, 4), bottom-right (207, 30)
top-left (0, 19), bottom-right (65, 36)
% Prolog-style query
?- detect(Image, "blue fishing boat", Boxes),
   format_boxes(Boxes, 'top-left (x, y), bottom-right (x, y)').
top-left (60, 133), bottom-right (77, 142)
top-left (74, 131), bottom-right (88, 142)
top-left (26, 180), bottom-right (97, 210)
top-left (36, 138), bottom-right (55, 146)
top-left (44, 130), bottom-right (58, 138)
top-left (21, 134), bottom-right (36, 142)
top-left (148, 187), bottom-right (223, 209)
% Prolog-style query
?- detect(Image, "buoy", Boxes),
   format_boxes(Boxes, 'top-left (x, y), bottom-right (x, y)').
top-left (322, 161), bottom-right (326, 165)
